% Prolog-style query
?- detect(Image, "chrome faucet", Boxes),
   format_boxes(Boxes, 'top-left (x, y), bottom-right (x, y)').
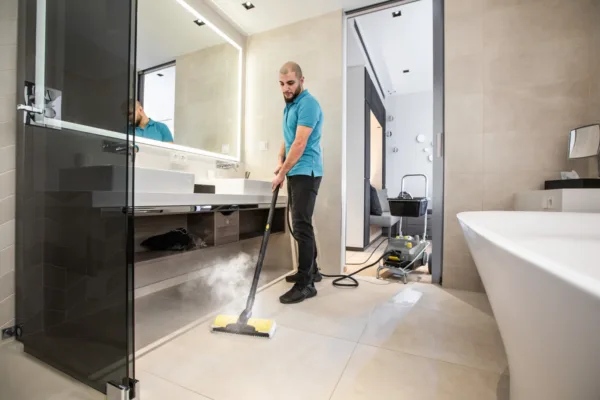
top-left (216, 160), bottom-right (238, 171)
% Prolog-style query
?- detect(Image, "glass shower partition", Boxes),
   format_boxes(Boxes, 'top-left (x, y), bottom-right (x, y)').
top-left (15, 0), bottom-right (137, 396)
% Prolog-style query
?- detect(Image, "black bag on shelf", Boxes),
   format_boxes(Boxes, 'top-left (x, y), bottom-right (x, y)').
top-left (141, 228), bottom-right (198, 251)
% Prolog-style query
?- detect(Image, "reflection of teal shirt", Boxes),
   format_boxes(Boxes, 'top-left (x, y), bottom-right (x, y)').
top-left (283, 90), bottom-right (324, 177)
top-left (135, 119), bottom-right (173, 142)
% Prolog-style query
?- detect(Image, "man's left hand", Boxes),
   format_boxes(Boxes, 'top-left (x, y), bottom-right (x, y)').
top-left (272, 173), bottom-right (285, 191)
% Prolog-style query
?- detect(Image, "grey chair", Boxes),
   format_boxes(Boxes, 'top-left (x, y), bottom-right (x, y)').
top-left (369, 189), bottom-right (401, 239)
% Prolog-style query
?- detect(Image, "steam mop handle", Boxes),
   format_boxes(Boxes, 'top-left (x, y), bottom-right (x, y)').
top-left (243, 186), bottom-right (280, 318)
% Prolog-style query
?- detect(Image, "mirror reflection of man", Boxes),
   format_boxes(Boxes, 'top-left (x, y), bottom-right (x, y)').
top-left (128, 100), bottom-right (174, 143)
top-left (272, 61), bottom-right (324, 305)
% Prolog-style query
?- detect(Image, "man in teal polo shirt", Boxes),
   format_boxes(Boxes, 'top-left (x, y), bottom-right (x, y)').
top-left (272, 61), bottom-right (324, 304)
top-left (128, 101), bottom-right (174, 143)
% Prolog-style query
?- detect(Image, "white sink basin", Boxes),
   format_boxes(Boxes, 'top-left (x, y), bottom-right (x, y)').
top-left (60, 166), bottom-right (195, 193)
top-left (213, 179), bottom-right (272, 196)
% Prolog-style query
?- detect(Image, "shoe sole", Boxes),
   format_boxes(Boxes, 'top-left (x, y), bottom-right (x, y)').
top-left (279, 290), bottom-right (317, 305)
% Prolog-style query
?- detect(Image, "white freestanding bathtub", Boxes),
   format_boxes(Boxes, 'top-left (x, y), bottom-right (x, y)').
top-left (458, 212), bottom-right (600, 400)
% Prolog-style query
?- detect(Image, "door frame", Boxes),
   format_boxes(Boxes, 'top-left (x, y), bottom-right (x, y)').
top-left (343, 0), bottom-right (445, 284)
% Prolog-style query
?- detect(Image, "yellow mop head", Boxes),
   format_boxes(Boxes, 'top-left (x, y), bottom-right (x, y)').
top-left (211, 314), bottom-right (276, 338)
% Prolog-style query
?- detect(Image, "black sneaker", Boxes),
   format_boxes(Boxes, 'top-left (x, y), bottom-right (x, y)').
top-left (279, 284), bottom-right (317, 304)
top-left (285, 270), bottom-right (323, 283)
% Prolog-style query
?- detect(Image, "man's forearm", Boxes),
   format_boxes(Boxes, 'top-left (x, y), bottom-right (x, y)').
top-left (279, 141), bottom-right (306, 175)
top-left (278, 142), bottom-right (285, 164)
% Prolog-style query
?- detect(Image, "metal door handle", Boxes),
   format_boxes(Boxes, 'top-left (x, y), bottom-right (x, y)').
top-left (17, 104), bottom-right (43, 114)
top-left (436, 132), bottom-right (444, 158)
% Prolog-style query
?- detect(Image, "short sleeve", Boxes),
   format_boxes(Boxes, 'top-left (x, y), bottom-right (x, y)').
top-left (160, 124), bottom-right (174, 142)
top-left (297, 99), bottom-right (320, 129)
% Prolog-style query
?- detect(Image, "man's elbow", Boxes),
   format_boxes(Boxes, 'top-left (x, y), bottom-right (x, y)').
top-left (292, 141), bottom-right (308, 153)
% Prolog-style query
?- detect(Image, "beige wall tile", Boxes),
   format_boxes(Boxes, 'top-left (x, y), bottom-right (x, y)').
top-left (0, 46), bottom-right (16, 73)
top-left (445, 134), bottom-right (483, 175)
top-left (483, 37), bottom-right (590, 90)
top-left (445, 0), bottom-right (484, 20)
top-left (444, 173), bottom-right (484, 216)
top-left (0, 69), bottom-right (16, 98)
top-left (0, 170), bottom-right (15, 199)
top-left (482, 171), bottom-right (556, 211)
top-left (0, 146), bottom-right (15, 175)
top-left (445, 54), bottom-right (483, 96)
top-left (482, 131), bottom-right (539, 174)
top-left (444, 0), bottom-right (595, 292)
top-left (0, 21), bottom-right (17, 47)
top-left (0, 246), bottom-right (15, 278)
top-left (483, 82), bottom-right (589, 135)
top-left (0, 96), bottom-right (14, 124)
top-left (0, 196), bottom-right (15, 226)
top-left (0, 220), bottom-right (15, 251)
top-left (445, 94), bottom-right (484, 137)
top-left (443, 260), bottom-right (485, 293)
top-left (483, 0), bottom-right (594, 51)
top-left (0, 120), bottom-right (16, 148)
top-left (0, 294), bottom-right (14, 328)
top-left (0, 0), bottom-right (18, 21)
top-left (0, 271), bottom-right (14, 302)
top-left (445, 12), bottom-right (483, 58)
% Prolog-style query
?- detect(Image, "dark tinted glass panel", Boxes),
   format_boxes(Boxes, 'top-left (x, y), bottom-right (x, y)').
top-left (15, 0), bottom-right (135, 393)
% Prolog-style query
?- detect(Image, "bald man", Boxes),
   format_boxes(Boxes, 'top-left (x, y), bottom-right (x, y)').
top-left (272, 62), bottom-right (324, 304)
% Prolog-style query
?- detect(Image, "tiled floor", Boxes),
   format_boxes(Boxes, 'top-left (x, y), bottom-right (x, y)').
top-left (0, 279), bottom-right (509, 399)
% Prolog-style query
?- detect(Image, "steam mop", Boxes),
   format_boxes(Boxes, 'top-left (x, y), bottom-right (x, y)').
top-left (210, 186), bottom-right (280, 338)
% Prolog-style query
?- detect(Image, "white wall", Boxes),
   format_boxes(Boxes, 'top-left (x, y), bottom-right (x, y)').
top-left (345, 66), bottom-right (365, 249)
top-left (385, 91), bottom-right (434, 202)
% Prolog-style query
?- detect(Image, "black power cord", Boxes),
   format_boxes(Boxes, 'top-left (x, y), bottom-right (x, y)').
top-left (285, 186), bottom-right (396, 288)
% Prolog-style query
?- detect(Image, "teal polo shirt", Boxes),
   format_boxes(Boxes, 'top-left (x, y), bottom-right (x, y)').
top-left (135, 119), bottom-right (174, 142)
top-left (283, 90), bottom-right (324, 177)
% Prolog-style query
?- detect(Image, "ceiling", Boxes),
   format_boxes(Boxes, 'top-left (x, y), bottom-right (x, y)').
top-left (206, 0), bottom-right (393, 35)
top-left (137, 0), bottom-right (227, 69)
top-left (352, 0), bottom-right (433, 96)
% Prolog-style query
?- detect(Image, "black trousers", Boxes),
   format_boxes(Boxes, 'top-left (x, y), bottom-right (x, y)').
top-left (287, 174), bottom-right (322, 287)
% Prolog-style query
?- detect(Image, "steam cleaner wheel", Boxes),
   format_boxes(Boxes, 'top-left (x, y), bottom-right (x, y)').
top-left (428, 253), bottom-right (432, 275)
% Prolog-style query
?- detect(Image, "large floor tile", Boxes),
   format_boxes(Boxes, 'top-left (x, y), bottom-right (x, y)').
top-left (331, 345), bottom-right (509, 400)
top-left (405, 282), bottom-right (495, 317)
top-left (265, 279), bottom-right (404, 341)
top-left (137, 370), bottom-right (211, 400)
top-left (138, 323), bottom-right (357, 400)
top-left (0, 342), bottom-right (103, 400)
top-left (359, 298), bottom-right (507, 374)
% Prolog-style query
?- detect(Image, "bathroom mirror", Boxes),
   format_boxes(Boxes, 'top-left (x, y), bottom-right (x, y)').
top-left (135, 0), bottom-right (242, 159)
top-left (568, 124), bottom-right (600, 159)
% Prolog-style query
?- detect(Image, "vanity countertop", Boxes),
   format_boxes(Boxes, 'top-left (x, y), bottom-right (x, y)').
top-left (91, 191), bottom-right (287, 208)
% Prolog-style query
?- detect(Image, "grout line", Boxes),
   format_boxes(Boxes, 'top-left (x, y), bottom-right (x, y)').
top-left (359, 342), bottom-right (506, 376)
top-left (327, 341), bottom-right (359, 400)
top-left (138, 368), bottom-right (216, 400)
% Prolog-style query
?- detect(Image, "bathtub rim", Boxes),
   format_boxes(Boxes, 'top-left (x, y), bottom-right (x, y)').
top-left (457, 211), bottom-right (600, 300)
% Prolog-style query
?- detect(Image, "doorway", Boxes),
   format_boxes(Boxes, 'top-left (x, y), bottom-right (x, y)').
top-left (343, 0), bottom-right (444, 284)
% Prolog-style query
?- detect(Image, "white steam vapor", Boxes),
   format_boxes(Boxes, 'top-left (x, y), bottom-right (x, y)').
top-left (177, 252), bottom-right (257, 305)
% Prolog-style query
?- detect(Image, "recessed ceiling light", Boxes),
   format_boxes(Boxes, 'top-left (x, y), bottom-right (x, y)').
top-left (242, 1), bottom-right (255, 10)
top-left (392, 10), bottom-right (402, 18)
top-left (194, 19), bottom-right (205, 26)
top-left (403, 69), bottom-right (410, 73)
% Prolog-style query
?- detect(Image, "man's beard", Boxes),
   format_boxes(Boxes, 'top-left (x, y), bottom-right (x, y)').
top-left (284, 86), bottom-right (303, 104)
